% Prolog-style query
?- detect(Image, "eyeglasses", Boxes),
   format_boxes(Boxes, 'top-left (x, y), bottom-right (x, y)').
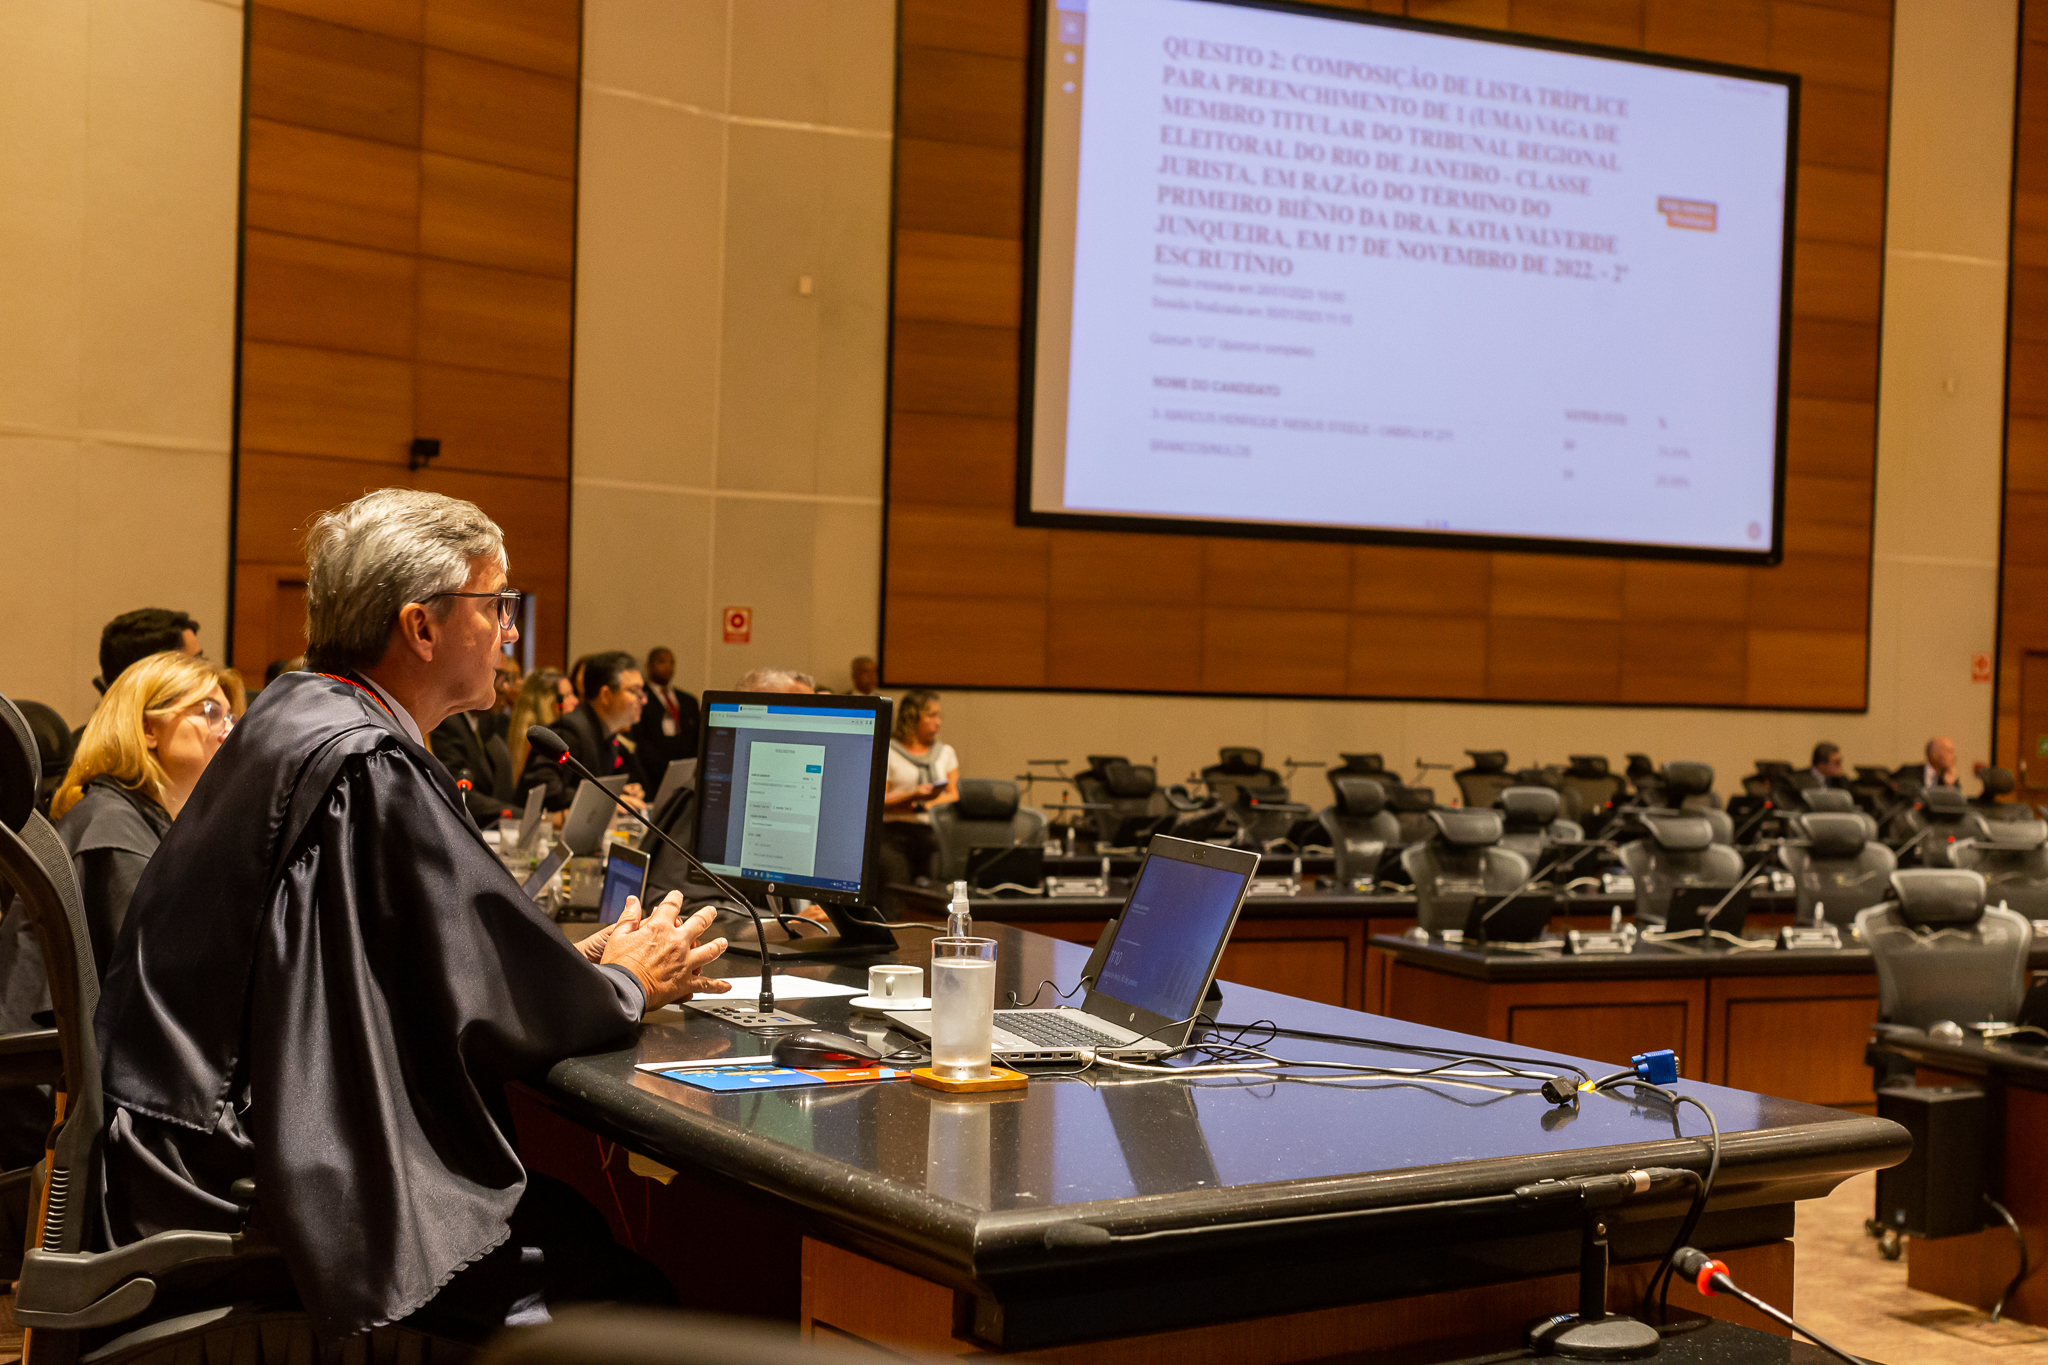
top-left (190, 697), bottom-right (234, 738)
top-left (423, 589), bottom-right (525, 629)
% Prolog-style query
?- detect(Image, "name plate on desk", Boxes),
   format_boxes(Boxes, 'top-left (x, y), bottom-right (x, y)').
top-left (1602, 873), bottom-right (1635, 896)
top-left (1247, 875), bottom-right (1300, 898)
top-left (1046, 876), bottom-right (1109, 898)
top-left (1567, 928), bottom-right (1633, 955)
top-left (1778, 924), bottom-right (1841, 951)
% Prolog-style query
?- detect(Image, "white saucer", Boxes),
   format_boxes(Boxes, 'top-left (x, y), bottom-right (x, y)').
top-left (850, 994), bottom-right (930, 1013)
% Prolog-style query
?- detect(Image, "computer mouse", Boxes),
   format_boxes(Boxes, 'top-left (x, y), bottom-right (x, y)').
top-left (771, 1029), bottom-right (885, 1070)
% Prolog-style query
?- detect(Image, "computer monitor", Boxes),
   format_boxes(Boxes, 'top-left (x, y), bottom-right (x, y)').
top-left (692, 691), bottom-right (895, 958)
top-left (597, 844), bottom-right (650, 926)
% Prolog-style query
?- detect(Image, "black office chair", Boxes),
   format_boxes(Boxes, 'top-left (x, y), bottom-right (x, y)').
top-left (1199, 747), bottom-right (1280, 809)
top-left (1895, 786), bottom-right (1992, 869)
top-left (1778, 811), bottom-right (1897, 927)
top-left (1623, 753), bottom-right (1663, 806)
top-left (1, 691), bottom-right (460, 1362)
top-left (1494, 787), bottom-right (1582, 863)
top-left (1383, 781), bottom-right (1440, 851)
top-left (1451, 750), bottom-right (1516, 810)
top-left (1073, 756), bottom-right (1167, 847)
top-left (1616, 813), bottom-right (1744, 927)
top-left (1974, 766), bottom-right (2038, 822)
top-left (17, 699), bottom-right (74, 814)
top-left (1848, 765), bottom-right (1900, 818)
top-left (1656, 761), bottom-right (1734, 844)
top-left (1561, 755), bottom-right (1624, 830)
top-left (1954, 819), bottom-right (2048, 919)
top-left (929, 780), bottom-right (1048, 881)
top-left (1858, 869), bottom-right (2031, 1030)
top-left (1511, 766), bottom-right (1584, 824)
top-left (1319, 775), bottom-right (1400, 888)
top-left (1327, 753), bottom-right (1387, 797)
top-left (1790, 788), bottom-right (1878, 842)
top-left (1401, 809), bottom-right (1529, 935)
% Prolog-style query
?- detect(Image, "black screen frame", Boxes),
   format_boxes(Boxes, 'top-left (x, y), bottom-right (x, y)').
top-left (689, 690), bottom-right (894, 909)
top-left (1081, 834), bottom-right (1259, 1039)
top-left (1015, 0), bottom-right (1800, 566)
top-left (598, 843), bottom-right (650, 926)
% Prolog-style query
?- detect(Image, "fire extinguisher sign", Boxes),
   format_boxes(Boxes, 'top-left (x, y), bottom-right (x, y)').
top-left (722, 606), bottom-right (752, 645)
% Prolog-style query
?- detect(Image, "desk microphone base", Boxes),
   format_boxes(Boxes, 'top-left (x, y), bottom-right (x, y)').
top-left (1526, 1313), bottom-right (1661, 1359)
top-left (682, 1001), bottom-right (814, 1032)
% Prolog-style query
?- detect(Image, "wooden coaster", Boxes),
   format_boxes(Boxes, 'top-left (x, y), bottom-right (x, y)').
top-left (911, 1065), bottom-right (1027, 1093)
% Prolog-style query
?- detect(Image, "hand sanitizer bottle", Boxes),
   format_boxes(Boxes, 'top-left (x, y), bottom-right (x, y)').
top-left (947, 879), bottom-right (972, 938)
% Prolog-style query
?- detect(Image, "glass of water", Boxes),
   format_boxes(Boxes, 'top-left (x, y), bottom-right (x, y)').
top-left (929, 936), bottom-right (998, 1080)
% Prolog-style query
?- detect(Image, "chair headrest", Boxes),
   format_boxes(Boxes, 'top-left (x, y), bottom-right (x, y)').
top-left (1331, 774), bottom-right (1387, 817)
top-left (1086, 755), bottom-right (1127, 771)
top-left (1640, 813), bottom-right (1714, 851)
top-left (1923, 786), bottom-right (1970, 818)
top-left (1386, 784), bottom-right (1436, 813)
top-left (1335, 752), bottom-right (1385, 774)
top-left (1497, 786), bottom-right (1561, 829)
top-left (1625, 753), bottom-right (1657, 777)
top-left (1801, 812), bottom-right (1869, 858)
top-left (1100, 759), bottom-right (1153, 799)
top-left (1566, 755), bottom-right (1609, 777)
top-left (1463, 750), bottom-right (1508, 773)
top-left (1891, 868), bottom-right (1987, 927)
top-left (1429, 807), bottom-right (1503, 847)
top-left (954, 779), bottom-right (1019, 821)
top-left (1802, 788), bottom-right (1857, 813)
top-left (1981, 766), bottom-right (2017, 798)
top-left (1754, 760), bottom-right (1793, 777)
top-left (1980, 820), bottom-right (2048, 850)
top-left (0, 694), bottom-right (39, 832)
top-left (1214, 746), bottom-right (1264, 773)
top-left (1661, 761), bottom-right (1715, 799)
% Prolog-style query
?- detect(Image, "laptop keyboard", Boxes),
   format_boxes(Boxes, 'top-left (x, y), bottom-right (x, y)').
top-left (997, 1011), bottom-right (1134, 1049)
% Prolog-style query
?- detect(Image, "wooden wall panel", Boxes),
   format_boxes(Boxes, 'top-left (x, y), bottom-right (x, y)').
top-left (2000, 5), bottom-right (2048, 793)
top-left (232, 0), bottom-right (578, 679)
top-left (884, 0), bottom-right (1888, 705)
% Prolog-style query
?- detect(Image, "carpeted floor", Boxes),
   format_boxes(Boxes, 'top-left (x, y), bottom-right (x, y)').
top-left (1797, 1170), bottom-right (2048, 1364)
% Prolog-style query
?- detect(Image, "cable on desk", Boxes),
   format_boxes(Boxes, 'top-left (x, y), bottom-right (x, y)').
top-left (1573, 1078), bottom-right (1722, 1325)
top-left (1984, 1194), bottom-right (2033, 1322)
top-left (1214, 1021), bottom-right (1594, 1085)
top-left (1008, 975), bottom-right (1093, 1009)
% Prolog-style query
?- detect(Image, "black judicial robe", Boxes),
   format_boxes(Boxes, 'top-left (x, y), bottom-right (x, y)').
top-left (94, 670), bottom-right (644, 1338)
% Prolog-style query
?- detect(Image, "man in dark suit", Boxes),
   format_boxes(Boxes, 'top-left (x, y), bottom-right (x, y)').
top-left (517, 649), bottom-right (648, 810)
top-left (630, 646), bottom-right (698, 792)
top-left (1793, 741), bottom-right (1846, 792)
top-left (430, 707), bottom-right (519, 825)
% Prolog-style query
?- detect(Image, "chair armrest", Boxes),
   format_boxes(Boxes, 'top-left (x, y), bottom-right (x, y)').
top-left (14, 1231), bottom-right (270, 1329)
top-left (0, 1027), bottom-right (61, 1087)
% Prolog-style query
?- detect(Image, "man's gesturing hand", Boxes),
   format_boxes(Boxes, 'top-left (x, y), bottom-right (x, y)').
top-left (598, 892), bottom-right (732, 1011)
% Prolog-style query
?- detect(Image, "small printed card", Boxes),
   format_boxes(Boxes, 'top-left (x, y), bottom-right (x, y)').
top-left (645, 1060), bottom-right (911, 1092)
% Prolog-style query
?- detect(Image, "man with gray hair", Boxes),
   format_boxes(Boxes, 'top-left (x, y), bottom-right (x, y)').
top-left (95, 489), bottom-right (730, 1340)
top-left (735, 666), bottom-right (815, 693)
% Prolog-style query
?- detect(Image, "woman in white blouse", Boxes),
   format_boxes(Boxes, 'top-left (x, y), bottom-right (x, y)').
top-left (880, 689), bottom-right (957, 884)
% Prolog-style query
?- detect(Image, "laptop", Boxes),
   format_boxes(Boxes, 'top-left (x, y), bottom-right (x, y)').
top-left (1465, 893), bottom-right (1557, 943)
top-left (520, 776), bottom-right (630, 897)
top-left (966, 843), bottom-right (1045, 894)
top-left (888, 834), bottom-right (1258, 1065)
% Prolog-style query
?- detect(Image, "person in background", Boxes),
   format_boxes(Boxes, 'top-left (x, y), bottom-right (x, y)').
top-left (0, 651), bottom-right (245, 1272)
top-left (1800, 742), bottom-right (1845, 791)
top-left (485, 654), bottom-right (523, 740)
top-left (506, 667), bottom-right (574, 775)
top-left (50, 651), bottom-right (246, 967)
top-left (430, 694), bottom-right (519, 827)
top-left (263, 656), bottom-right (305, 688)
top-left (735, 667), bottom-right (815, 693)
top-left (518, 650), bottom-right (648, 810)
top-left (95, 608), bottom-right (203, 695)
top-left (1911, 736), bottom-right (1960, 790)
top-left (850, 655), bottom-right (879, 697)
top-left (878, 689), bottom-right (958, 886)
top-left (632, 646), bottom-right (700, 789)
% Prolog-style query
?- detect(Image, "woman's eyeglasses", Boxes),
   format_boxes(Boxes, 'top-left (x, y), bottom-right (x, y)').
top-left (423, 589), bottom-right (525, 629)
top-left (190, 698), bottom-right (234, 738)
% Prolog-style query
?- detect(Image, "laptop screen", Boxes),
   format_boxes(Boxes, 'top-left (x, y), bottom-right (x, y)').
top-left (1094, 855), bottom-right (1251, 1021)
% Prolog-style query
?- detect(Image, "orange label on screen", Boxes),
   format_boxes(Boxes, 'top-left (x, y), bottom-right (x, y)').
top-left (1658, 197), bottom-right (1718, 231)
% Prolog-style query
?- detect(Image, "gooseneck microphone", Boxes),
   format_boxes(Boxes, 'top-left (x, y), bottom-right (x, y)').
top-left (1671, 1247), bottom-right (1862, 1363)
top-left (525, 725), bottom-right (775, 1010)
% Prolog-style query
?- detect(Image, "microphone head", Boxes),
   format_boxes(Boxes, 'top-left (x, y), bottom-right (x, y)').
top-left (1670, 1246), bottom-right (1713, 1279)
top-left (526, 725), bottom-right (569, 761)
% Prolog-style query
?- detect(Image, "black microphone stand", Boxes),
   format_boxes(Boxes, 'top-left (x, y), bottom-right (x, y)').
top-left (526, 727), bottom-right (778, 1012)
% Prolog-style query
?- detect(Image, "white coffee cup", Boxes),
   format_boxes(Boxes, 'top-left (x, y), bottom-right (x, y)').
top-left (868, 964), bottom-right (924, 1003)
